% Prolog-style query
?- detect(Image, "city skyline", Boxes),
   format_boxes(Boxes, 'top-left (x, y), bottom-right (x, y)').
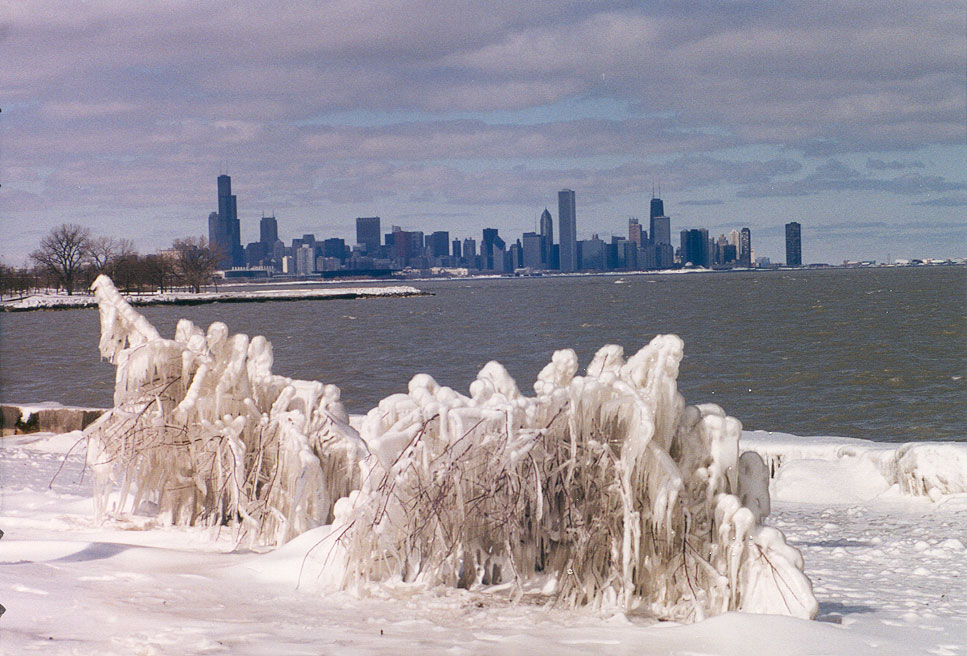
top-left (2, 2), bottom-right (964, 266)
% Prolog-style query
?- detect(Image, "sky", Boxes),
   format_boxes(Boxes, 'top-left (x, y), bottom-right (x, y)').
top-left (2, 0), bottom-right (965, 266)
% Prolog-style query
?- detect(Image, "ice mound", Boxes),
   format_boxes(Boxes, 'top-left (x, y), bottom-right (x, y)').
top-left (743, 431), bottom-right (967, 501)
top-left (332, 340), bottom-right (816, 621)
top-left (84, 275), bottom-right (816, 621)
top-left (85, 275), bottom-right (365, 546)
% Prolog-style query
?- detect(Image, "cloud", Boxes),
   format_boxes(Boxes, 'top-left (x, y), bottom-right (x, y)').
top-left (1, 1), bottom-right (963, 262)
top-left (679, 199), bottom-right (725, 206)
top-left (912, 194), bottom-right (967, 207)
top-left (739, 159), bottom-right (967, 197)
top-left (867, 158), bottom-right (925, 170)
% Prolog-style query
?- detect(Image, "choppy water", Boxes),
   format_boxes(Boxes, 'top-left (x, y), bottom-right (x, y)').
top-left (2, 266), bottom-right (964, 442)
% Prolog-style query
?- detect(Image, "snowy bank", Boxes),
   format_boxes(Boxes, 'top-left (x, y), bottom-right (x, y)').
top-left (0, 284), bottom-right (427, 311)
top-left (742, 430), bottom-right (967, 502)
top-left (2, 430), bottom-right (965, 655)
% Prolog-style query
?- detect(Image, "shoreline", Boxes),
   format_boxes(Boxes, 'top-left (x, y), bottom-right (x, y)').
top-left (0, 285), bottom-right (430, 312)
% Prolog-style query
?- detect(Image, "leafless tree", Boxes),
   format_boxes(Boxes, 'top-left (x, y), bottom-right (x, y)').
top-left (30, 223), bottom-right (91, 295)
top-left (86, 236), bottom-right (136, 277)
top-left (171, 237), bottom-right (220, 293)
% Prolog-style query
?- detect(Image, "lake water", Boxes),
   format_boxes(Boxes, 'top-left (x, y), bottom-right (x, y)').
top-left (2, 266), bottom-right (964, 443)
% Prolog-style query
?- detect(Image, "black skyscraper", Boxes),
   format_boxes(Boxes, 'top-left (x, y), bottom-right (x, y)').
top-left (259, 215), bottom-right (278, 246)
top-left (356, 217), bottom-right (381, 253)
top-left (739, 227), bottom-right (752, 267)
top-left (785, 222), bottom-right (802, 266)
top-left (210, 175), bottom-right (243, 269)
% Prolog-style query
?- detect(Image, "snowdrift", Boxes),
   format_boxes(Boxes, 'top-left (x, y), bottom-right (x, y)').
top-left (84, 274), bottom-right (816, 621)
top-left (743, 431), bottom-right (967, 501)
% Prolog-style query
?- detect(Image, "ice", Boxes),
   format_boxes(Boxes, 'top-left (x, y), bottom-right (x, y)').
top-left (85, 275), bottom-right (366, 547)
top-left (742, 430), bottom-right (967, 501)
top-left (82, 275), bottom-right (815, 621)
top-left (333, 338), bottom-right (816, 621)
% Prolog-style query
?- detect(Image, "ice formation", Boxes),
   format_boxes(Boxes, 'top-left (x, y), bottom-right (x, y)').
top-left (84, 274), bottom-right (816, 621)
top-left (331, 340), bottom-right (816, 620)
top-left (743, 431), bottom-right (967, 501)
top-left (85, 275), bottom-right (365, 545)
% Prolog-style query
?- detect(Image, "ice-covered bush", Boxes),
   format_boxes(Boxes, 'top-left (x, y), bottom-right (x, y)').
top-left (84, 274), bottom-right (815, 622)
top-left (85, 275), bottom-right (365, 545)
top-left (330, 339), bottom-right (816, 621)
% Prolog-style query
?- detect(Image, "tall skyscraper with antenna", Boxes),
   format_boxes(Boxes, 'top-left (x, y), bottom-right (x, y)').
top-left (208, 174), bottom-right (243, 269)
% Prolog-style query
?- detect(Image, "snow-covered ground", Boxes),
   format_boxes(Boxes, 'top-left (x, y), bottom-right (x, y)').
top-left (0, 286), bottom-right (425, 311)
top-left (2, 430), bottom-right (965, 655)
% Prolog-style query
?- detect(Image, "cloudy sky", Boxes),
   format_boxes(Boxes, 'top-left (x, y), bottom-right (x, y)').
top-left (2, 1), bottom-right (964, 265)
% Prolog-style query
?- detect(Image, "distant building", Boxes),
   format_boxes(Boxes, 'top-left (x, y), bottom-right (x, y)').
top-left (521, 232), bottom-right (543, 269)
top-left (785, 222), bottom-right (802, 266)
top-left (580, 234), bottom-right (606, 271)
top-left (681, 228), bottom-right (710, 268)
top-left (209, 175), bottom-right (243, 269)
top-left (356, 217), bottom-right (381, 253)
top-left (628, 217), bottom-right (643, 247)
top-left (462, 237), bottom-right (477, 261)
top-left (540, 208), bottom-right (553, 246)
top-left (481, 228), bottom-right (506, 271)
top-left (322, 237), bottom-right (346, 262)
top-left (651, 215), bottom-right (671, 246)
top-left (259, 215), bottom-right (278, 246)
top-left (739, 227), bottom-right (752, 267)
top-left (558, 189), bottom-right (577, 272)
top-left (428, 231), bottom-right (450, 258)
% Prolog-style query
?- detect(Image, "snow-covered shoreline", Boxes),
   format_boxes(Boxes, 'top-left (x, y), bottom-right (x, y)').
top-left (0, 285), bottom-right (428, 311)
top-left (2, 429), bottom-right (964, 654)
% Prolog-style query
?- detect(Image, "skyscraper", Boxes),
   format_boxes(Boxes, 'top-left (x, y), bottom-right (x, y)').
top-left (209, 174), bottom-right (243, 269)
top-left (539, 208), bottom-right (553, 244)
top-left (649, 193), bottom-right (671, 246)
top-left (785, 222), bottom-right (802, 266)
top-left (558, 189), bottom-right (577, 272)
top-left (428, 231), bottom-right (450, 258)
top-left (681, 228), bottom-right (710, 268)
top-left (739, 227), bottom-right (752, 267)
top-left (651, 215), bottom-right (671, 246)
top-left (356, 216), bottom-right (381, 253)
top-left (628, 217), bottom-right (643, 247)
top-left (259, 215), bottom-right (278, 246)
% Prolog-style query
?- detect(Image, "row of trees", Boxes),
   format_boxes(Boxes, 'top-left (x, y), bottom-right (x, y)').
top-left (0, 223), bottom-right (221, 299)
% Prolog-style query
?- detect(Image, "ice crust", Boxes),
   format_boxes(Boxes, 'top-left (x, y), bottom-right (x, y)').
top-left (84, 274), bottom-right (816, 621)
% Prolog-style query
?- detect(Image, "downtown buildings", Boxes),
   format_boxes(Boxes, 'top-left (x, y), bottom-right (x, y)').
top-left (209, 175), bottom-right (803, 278)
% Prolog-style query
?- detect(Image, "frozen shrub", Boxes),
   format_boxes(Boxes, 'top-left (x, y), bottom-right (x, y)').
top-left (85, 275), bottom-right (364, 545)
top-left (331, 339), bottom-right (817, 621)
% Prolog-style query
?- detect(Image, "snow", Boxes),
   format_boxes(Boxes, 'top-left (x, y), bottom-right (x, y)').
top-left (2, 429), bottom-right (966, 654)
top-left (0, 284), bottom-right (425, 311)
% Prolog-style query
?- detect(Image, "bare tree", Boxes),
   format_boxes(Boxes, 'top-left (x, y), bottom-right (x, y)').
top-left (86, 236), bottom-right (136, 278)
top-left (30, 224), bottom-right (91, 295)
top-left (171, 237), bottom-right (220, 293)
